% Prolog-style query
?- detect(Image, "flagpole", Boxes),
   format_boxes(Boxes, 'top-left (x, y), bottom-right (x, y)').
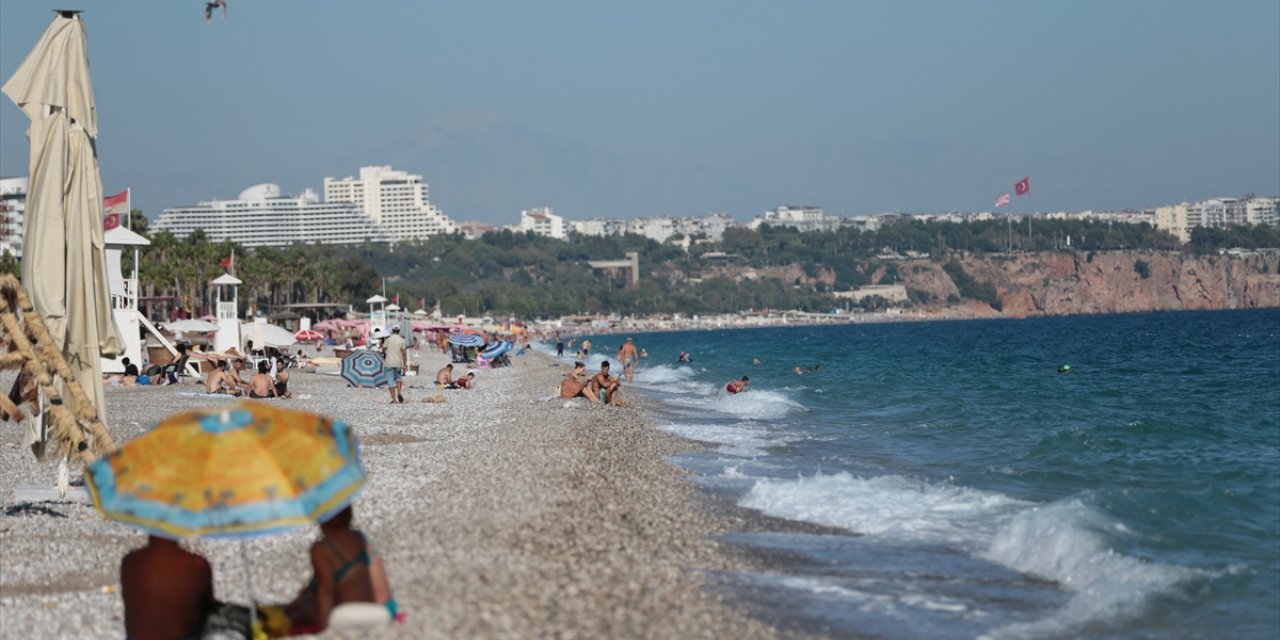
top-left (125, 187), bottom-right (131, 231)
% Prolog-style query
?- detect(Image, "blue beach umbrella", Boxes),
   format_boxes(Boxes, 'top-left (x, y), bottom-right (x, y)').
top-left (447, 333), bottom-right (484, 348)
top-left (340, 350), bottom-right (387, 388)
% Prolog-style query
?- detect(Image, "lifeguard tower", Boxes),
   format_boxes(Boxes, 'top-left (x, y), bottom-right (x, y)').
top-left (212, 273), bottom-right (243, 353)
top-left (366, 294), bottom-right (388, 328)
top-left (100, 225), bottom-right (149, 373)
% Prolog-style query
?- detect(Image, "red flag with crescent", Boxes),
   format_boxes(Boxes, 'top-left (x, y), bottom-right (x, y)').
top-left (1015, 177), bottom-right (1030, 196)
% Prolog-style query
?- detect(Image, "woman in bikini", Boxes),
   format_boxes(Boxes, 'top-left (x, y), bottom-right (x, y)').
top-left (282, 506), bottom-right (396, 634)
top-left (558, 362), bottom-right (600, 403)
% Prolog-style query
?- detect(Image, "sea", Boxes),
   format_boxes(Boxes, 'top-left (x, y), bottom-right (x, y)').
top-left (543, 309), bottom-right (1280, 639)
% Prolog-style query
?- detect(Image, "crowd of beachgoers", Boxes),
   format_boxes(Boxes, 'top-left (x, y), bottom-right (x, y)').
top-left (2, 322), bottom-right (797, 639)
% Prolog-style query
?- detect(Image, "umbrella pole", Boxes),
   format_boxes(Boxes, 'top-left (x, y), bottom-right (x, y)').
top-left (241, 541), bottom-right (258, 632)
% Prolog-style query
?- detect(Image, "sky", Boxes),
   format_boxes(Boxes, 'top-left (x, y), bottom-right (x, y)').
top-left (1, 1), bottom-right (1278, 224)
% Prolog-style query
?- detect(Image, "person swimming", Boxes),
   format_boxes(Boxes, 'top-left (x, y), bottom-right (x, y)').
top-left (726, 376), bottom-right (749, 394)
top-left (1058, 364), bottom-right (1072, 374)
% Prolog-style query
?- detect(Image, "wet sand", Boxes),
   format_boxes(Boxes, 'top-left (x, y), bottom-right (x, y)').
top-left (0, 350), bottom-right (799, 639)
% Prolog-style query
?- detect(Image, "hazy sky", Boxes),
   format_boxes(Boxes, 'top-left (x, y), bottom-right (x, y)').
top-left (2, 1), bottom-right (1277, 224)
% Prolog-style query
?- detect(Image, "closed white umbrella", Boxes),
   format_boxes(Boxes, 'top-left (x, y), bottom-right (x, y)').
top-left (3, 11), bottom-right (123, 456)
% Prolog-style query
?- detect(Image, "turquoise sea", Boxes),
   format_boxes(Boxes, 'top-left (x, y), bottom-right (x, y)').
top-left (552, 309), bottom-right (1280, 639)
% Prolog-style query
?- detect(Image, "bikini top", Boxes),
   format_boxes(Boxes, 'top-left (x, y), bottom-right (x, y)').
top-left (322, 533), bottom-right (371, 584)
top-left (308, 532), bottom-right (373, 591)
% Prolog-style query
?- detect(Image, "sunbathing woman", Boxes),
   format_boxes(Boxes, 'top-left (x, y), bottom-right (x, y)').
top-left (559, 361), bottom-right (600, 403)
top-left (281, 506), bottom-right (396, 634)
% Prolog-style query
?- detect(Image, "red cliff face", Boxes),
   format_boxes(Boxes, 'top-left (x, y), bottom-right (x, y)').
top-left (898, 251), bottom-right (1280, 316)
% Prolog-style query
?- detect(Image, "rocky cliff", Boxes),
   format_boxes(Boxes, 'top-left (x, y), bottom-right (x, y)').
top-left (894, 250), bottom-right (1280, 316)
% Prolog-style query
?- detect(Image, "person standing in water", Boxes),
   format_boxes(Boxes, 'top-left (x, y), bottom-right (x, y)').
top-left (617, 337), bottom-right (639, 383)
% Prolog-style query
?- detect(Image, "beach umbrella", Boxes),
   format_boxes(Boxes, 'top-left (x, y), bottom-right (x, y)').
top-left (84, 402), bottom-right (365, 630)
top-left (447, 333), bottom-right (484, 348)
top-left (166, 319), bottom-right (220, 334)
top-left (293, 329), bottom-right (324, 342)
top-left (242, 320), bottom-right (297, 349)
top-left (84, 403), bottom-right (365, 539)
top-left (340, 350), bottom-right (387, 388)
top-left (2, 11), bottom-right (123, 454)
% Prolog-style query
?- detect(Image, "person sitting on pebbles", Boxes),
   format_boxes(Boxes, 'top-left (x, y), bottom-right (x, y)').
top-left (273, 505), bottom-right (398, 635)
top-left (121, 535), bottom-right (217, 640)
top-left (558, 361), bottom-right (600, 404)
top-left (204, 361), bottom-right (244, 396)
top-left (435, 364), bottom-right (457, 389)
top-left (588, 360), bottom-right (622, 406)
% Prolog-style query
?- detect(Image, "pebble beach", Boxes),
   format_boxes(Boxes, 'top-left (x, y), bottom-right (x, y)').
top-left (0, 350), bottom-right (791, 639)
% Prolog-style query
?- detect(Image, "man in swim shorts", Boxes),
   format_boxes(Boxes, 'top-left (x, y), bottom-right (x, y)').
top-left (726, 376), bottom-right (749, 394)
top-left (616, 337), bottom-right (639, 383)
top-left (589, 360), bottom-right (621, 406)
top-left (436, 364), bottom-right (457, 389)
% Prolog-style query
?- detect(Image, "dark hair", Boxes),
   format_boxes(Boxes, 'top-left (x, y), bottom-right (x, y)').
top-left (445, 364), bottom-right (453, 369)
top-left (601, 360), bottom-right (610, 368)
top-left (221, 361), bottom-right (231, 371)
top-left (573, 361), bottom-right (585, 368)
top-left (122, 357), bottom-right (131, 365)
top-left (258, 360), bottom-right (269, 374)
top-left (322, 505), bottom-right (353, 529)
top-left (742, 376), bottom-right (749, 382)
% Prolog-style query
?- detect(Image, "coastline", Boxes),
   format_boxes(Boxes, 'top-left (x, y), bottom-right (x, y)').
top-left (0, 350), bottom-right (794, 638)
top-left (558, 304), bottom-right (1280, 340)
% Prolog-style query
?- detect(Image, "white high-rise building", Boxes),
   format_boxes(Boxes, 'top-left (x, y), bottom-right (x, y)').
top-left (0, 176), bottom-right (27, 258)
top-left (520, 207), bottom-right (567, 239)
top-left (324, 166), bottom-right (456, 241)
top-left (153, 184), bottom-right (392, 247)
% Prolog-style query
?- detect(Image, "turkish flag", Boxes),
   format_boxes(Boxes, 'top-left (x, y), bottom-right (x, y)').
top-left (103, 213), bottom-right (121, 231)
top-left (221, 256), bottom-right (232, 268)
top-left (1015, 177), bottom-right (1030, 196)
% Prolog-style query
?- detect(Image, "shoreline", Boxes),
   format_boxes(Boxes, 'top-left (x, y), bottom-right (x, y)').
top-left (554, 305), bottom-right (1280, 340)
top-left (0, 350), bottom-right (799, 638)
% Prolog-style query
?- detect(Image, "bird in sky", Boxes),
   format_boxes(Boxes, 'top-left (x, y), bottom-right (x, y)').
top-left (205, 0), bottom-right (228, 25)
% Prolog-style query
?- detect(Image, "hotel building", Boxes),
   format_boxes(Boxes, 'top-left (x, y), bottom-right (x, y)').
top-left (152, 184), bottom-right (392, 247)
top-left (324, 166), bottom-right (455, 241)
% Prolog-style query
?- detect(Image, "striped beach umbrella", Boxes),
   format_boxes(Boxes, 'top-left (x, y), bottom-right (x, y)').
top-left (340, 350), bottom-right (387, 388)
top-left (447, 333), bottom-right (484, 347)
top-left (293, 328), bottom-right (324, 342)
top-left (84, 403), bottom-right (365, 539)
